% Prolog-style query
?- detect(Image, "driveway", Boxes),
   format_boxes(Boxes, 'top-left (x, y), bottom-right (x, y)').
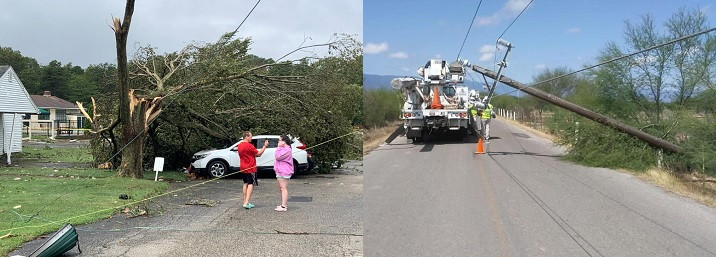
top-left (10, 161), bottom-right (363, 257)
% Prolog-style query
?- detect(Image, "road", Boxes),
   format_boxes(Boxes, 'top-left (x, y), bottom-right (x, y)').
top-left (11, 162), bottom-right (362, 257)
top-left (364, 119), bottom-right (716, 256)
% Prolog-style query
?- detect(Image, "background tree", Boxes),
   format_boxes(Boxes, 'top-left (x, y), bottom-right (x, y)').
top-left (666, 8), bottom-right (716, 106)
top-left (0, 46), bottom-right (42, 93)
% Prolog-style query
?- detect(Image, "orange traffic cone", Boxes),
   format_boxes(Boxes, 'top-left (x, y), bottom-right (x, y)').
top-left (430, 86), bottom-right (443, 109)
top-left (475, 137), bottom-right (485, 154)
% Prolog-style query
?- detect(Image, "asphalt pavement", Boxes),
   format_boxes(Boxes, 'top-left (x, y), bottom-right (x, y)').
top-left (364, 119), bottom-right (716, 256)
top-left (10, 161), bottom-right (363, 257)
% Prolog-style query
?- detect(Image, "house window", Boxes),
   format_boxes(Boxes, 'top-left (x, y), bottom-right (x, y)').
top-left (39, 114), bottom-right (50, 120)
top-left (56, 109), bottom-right (67, 121)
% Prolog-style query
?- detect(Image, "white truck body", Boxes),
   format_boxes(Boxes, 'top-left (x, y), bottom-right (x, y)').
top-left (392, 59), bottom-right (478, 141)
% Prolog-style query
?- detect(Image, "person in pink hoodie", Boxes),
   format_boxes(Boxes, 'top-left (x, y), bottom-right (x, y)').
top-left (273, 135), bottom-right (294, 212)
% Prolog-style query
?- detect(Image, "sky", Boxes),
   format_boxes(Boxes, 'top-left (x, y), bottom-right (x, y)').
top-left (0, 0), bottom-right (362, 68)
top-left (364, 0), bottom-right (715, 84)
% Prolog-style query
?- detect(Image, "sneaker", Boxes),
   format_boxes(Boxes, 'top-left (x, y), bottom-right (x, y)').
top-left (274, 205), bottom-right (287, 212)
top-left (243, 203), bottom-right (255, 209)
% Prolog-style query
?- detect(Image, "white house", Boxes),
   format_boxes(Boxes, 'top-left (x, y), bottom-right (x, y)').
top-left (0, 65), bottom-right (40, 164)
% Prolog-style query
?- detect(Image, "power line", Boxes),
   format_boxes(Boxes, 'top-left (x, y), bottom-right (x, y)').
top-left (456, 0), bottom-right (484, 60)
top-left (497, 0), bottom-right (534, 40)
top-left (492, 26), bottom-right (716, 99)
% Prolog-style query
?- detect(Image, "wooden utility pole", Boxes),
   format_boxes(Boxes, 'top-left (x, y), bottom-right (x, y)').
top-left (468, 64), bottom-right (683, 153)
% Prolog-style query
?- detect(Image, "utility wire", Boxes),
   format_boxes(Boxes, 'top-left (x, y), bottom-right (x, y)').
top-left (456, 0), bottom-right (484, 60)
top-left (491, 26), bottom-right (716, 99)
top-left (497, 0), bottom-right (534, 40)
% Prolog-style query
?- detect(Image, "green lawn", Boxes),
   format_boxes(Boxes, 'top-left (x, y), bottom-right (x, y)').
top-left (0, 172), bottom-right (172, 255)
top-left (18, 145), bottom-right (93, 163)
top-left (0, 145), bottom-right (189, 255)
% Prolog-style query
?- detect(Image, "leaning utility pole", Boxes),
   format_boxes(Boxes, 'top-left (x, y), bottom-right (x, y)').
top-left (466, 64), bottom-right (683, 153)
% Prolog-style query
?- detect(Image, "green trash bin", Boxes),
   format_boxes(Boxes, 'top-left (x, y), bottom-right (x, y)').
top-left (28, 224), bottom-right (80, 257)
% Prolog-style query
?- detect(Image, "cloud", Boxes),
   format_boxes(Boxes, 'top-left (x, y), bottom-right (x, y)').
top-left (401, 67), bottom-right (410, 72)
top-left (478, 44), bottom-right (496, 62)
top-left (565, 27), bottom-right (581, 34)
top-left (476, 0), bottom-right (531, 27)
top-left (365, 42), bottom-right (389, 54)
top-left (0, 0), bottom-right (363, 67)
top-left (534, 64), bottom-right (546, 69)
top-left (479, 53), bottom-right (494, 62)
top-left (435, 54), bottom-right (442, 59)
top-left (389, 51), bottom-right (409, 59)
top-left (476, 16), bottom-right (499, 26)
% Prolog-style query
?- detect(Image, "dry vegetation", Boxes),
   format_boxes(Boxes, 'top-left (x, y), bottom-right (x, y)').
top-left (363, 121), bottom-right (402, 154)
top-left (635, 169), bottom-right (716, 208)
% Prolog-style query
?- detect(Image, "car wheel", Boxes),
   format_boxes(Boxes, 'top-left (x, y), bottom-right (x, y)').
top-left (293, 160), bottom-right (299, 174)
top-left (207, 160), bottom-right (228, 178)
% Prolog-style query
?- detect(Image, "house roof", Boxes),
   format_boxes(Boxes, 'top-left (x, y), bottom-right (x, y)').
top-left (0, 65), bottom-right (39, 114)
top-left (30, 95), bottom-right (78, 109)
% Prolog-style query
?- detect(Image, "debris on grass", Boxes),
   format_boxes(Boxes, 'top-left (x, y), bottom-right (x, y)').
top-left (0, 233), bottom-right (14, 239)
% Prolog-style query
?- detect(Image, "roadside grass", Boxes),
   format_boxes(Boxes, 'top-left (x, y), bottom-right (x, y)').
top-left (363, 121), bottom-right (402, 154)
top-left (634, 169), bottom-right (716, 208)
top-left (142, 170), bottom-right (189, 181)
top-left (18, 145), bottom-right (93, 163)
top-left (0, 174), bottom-right (168, 255)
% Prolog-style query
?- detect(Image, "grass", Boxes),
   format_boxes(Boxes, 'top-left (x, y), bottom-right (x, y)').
top-left (0, 144), bottom-right (188, 255)
top-left (0, 172), bottom-right (169, 255)
top-left (18, 145), bottom-right (93, 163)
top-left (363, 121), bottom-right (402, 154)
top-left (634, 169), bottom-right (716, 208)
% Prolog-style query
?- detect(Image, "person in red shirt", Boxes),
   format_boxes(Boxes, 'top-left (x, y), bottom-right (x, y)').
top-left (238, 131), bottom-right (268, 209)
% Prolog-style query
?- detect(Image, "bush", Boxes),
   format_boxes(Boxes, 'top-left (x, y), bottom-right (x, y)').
top-left (363, 89), bottom-right (402, 128)
top-left (547, 111), bottom-right (657, 171)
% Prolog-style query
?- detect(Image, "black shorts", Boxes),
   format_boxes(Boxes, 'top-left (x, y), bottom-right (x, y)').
top-left (240, 172), bottom-right (258, 186)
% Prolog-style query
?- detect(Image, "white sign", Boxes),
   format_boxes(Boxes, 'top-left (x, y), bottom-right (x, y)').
top-left (153, 157), bottom-right (165, 182)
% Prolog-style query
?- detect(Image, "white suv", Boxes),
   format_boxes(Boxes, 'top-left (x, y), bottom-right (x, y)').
top-left (190, 135), bottom-right (314, 178)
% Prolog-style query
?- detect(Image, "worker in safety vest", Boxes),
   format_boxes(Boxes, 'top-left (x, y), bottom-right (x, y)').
top-left (467, 100), bottom-right (478, 134)
top-left (481, 101), bottom-right (495, 140)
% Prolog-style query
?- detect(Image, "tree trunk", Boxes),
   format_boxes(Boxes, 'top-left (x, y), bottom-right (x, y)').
top-left (117, 90), bottom-right (163, 177)
top-left (114, 0), bottom-right (141, 177)
top-left (118, 96), bottom-right (147, 178)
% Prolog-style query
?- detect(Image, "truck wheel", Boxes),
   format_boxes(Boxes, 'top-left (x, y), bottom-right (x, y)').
top-left (207, 160), bottom-right (228, 178)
